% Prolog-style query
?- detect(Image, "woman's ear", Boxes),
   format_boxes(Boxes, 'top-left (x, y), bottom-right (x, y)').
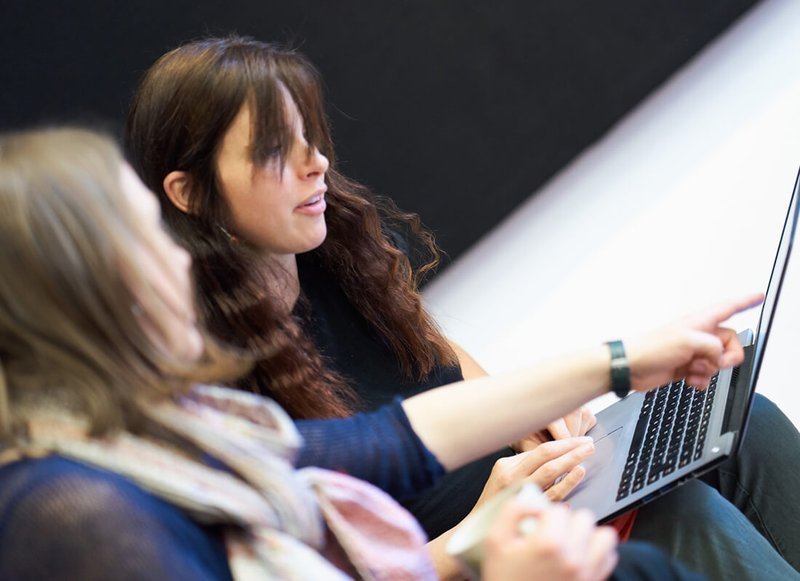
top-left (163, 171), bottom-right (192, 214)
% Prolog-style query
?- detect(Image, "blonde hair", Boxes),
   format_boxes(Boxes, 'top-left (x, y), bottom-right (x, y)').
top-left (0, 128), bottom-right (244, 440)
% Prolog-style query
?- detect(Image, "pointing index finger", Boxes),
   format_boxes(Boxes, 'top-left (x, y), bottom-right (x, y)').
top-left (704, 293), bottom-right (764, 327)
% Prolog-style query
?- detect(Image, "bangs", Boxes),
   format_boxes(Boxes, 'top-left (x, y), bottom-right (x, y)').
top-left (248, 51), bottom-right (333, 168)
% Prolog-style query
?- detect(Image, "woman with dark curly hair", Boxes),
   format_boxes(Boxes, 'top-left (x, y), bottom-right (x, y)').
top-left (125, 36), bottom-right (800, 580)
top-left (125, 36), bottom-right (460, 421)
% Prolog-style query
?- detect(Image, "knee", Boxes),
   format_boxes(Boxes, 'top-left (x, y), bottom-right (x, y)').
top-left (749, 393), bottom-right (789, 429)
top-left (741, 393), bottom-right (797, 451)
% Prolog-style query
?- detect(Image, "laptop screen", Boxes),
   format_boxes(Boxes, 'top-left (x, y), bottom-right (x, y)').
top-left (750, 169), bottom-right (800, 391)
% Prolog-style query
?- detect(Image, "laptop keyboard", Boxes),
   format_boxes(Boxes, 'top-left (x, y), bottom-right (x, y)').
top-left (616, 375), bottom-right (718, 501)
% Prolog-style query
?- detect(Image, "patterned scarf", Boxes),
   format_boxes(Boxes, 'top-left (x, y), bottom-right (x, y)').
top-left (23, 385), bottom-right (436, 580)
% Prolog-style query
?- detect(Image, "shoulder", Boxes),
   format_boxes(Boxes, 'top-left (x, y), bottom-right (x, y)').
top-left (0, 455), bottom-right (180, 525)
top-left (0, 456), bottom-right (232, 580)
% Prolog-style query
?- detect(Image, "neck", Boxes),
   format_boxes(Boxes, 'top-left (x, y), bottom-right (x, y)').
top-left (258, 252), bottom-right (300, 312)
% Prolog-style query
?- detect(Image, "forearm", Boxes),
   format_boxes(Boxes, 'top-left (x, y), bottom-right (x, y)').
top-left (427, 528), bottom-right (470, 581)
top-left (403, 344), bottom-right (611, 471)
top-left (296, 399), bottom-right (445, 499)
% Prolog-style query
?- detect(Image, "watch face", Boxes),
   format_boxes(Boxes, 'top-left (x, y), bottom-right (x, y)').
top-left (611, 358), bottom-right (629, 370)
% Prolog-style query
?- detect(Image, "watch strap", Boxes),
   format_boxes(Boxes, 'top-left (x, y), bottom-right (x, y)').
top-left (606, 340), bottom-right (631, 398)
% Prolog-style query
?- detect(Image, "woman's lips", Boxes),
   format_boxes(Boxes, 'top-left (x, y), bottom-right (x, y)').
top-left (295, 191), bottom-right (327, 215)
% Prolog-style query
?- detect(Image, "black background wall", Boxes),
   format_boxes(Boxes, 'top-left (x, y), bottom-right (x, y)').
top-left (1, 0), bottom-right (760, 272)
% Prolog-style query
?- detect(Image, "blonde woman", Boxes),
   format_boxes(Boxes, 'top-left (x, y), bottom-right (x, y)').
top-left (0, 127), bottom-right (754, 578)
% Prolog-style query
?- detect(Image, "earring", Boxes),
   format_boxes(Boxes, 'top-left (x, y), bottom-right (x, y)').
top-left (217, 224), bottom-right (239, 243)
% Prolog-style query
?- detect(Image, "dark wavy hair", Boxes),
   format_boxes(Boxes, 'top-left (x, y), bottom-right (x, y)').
top-left (125, 36), bottom-right (456, 419)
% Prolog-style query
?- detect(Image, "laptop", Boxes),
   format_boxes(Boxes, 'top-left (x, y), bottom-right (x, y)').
top-left (566, 170), bottom-right (800, 523)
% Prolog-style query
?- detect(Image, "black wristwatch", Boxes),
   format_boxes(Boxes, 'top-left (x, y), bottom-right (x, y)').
top-left (606, 340), bottom-right (631, 398)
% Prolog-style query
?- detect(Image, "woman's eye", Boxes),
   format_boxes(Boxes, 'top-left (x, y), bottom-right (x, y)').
top-left (260, 148), bottom-right (282, 166)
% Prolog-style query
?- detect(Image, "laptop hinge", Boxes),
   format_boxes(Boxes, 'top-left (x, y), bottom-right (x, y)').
top-left (721, 344), bottom-right (755, 434)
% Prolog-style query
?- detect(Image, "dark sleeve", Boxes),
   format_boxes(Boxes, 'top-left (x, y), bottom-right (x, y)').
top-left (0, 457), bottom-right (233, 581)
top-left (295, 397), bottom-right (446, 500)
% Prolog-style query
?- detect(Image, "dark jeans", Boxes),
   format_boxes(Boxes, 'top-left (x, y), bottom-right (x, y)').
top-left (615, 542), bottom-right (705, 580)
top-left (628, 394), bottom-right (800, 580)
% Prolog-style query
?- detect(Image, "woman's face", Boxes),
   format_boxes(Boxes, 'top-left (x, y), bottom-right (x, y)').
top-left (120, 164), bottom-right (204, 363)
top-left (214, 94), bottom-right (330, 261)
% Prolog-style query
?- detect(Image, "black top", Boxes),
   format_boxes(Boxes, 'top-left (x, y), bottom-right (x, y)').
top-left (296, 252), bottom-right (514, 538)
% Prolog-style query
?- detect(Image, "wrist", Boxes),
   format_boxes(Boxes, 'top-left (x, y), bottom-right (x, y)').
top-left (605, 340), bottom-right (631, 398)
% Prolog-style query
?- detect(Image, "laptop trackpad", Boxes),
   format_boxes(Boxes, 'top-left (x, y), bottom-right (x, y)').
top-left (566, 427), bottom-right (624, 511)
top-left (585, 427), bottom-right (623, 479)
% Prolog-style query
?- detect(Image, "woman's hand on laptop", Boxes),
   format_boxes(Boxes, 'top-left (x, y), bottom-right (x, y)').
top-left (512, 406), bottom-right (598, 453)
top-left (473, 437), bottom-right (596, 509)
top-left (547, 406), bottom-right (598, 440)
top-left (626, 293), bottom-right (764, 391)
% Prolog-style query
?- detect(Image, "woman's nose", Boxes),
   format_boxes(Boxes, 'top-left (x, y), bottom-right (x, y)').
top-left (304, 146), bottom-right (329, 178)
